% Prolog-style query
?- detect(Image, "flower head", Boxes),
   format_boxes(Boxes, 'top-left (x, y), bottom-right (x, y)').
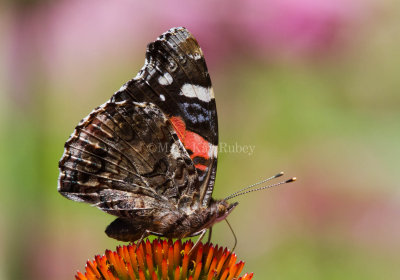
top-left (75, 239), bottom-right (253, 280)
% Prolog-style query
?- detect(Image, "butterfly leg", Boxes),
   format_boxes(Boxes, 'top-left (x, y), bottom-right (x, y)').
top-left (137, 229), bottom-right (165, 245)
top-left (137, 230), bottom-right (150, 245)
top-left (207, 227), bottom-right (213, 244)
top-left (189, 229), bottom-right (207, 255)
top-left (225, 219), bottom-right (237, 252)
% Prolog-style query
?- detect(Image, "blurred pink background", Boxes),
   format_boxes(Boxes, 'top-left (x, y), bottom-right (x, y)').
top-left (1, 0), bottom-right (399, 279)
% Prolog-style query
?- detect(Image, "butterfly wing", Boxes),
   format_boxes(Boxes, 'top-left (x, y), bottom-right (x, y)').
top-left (58, 27), bottom-right (218, 220)
top-left (112, 27), bottom-right (218, 206)
top-left (58, 100), bottom-right (198, 216)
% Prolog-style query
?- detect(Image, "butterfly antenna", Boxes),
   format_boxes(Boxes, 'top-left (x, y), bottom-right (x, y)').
top-left (224, 172), bottom-right (284, 200)
top-left (225, 174), bottom-right (296, 200)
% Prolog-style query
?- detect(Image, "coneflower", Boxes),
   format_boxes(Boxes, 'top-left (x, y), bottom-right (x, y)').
top-left (75, 239), bottom-right (253, 280)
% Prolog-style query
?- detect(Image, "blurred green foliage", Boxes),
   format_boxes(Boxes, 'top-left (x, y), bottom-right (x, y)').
top-left (1, 1), bottom-right (400, 279)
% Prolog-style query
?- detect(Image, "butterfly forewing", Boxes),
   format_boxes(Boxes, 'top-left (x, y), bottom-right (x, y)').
top-left (111, 27), bottom-right (218, 206)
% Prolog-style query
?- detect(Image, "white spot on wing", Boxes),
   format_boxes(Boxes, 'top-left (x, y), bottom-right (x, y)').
top-left (208, 143), bottom-right (218, 158)
top-left (170, 143), bottom-right (181, 159)
top-left (61, 192), bottom-right (85, 202)
top-left (158, 72), bottom-right (173, 85)
top-left (180, 84), bottom-right (212, 102)
top-left (160, 94), bottom-right (165, 101)
top-left (188, 52), bottom-right (202, 60)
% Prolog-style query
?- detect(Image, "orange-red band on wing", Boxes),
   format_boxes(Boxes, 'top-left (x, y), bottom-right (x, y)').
top-left (169, 116), bottom-right (210, 171)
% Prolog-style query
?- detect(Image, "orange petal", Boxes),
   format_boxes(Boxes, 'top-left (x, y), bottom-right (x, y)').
top-left (75, 271), bottom-right (87, 280)
top-left (146, 253), bottom-right (154, 276)
top-left (180, 253), bottom-right (189, 279)
top-left (174, 266), bottom-right (180, 280)
top-left (161, 259), bottom-right (168, 280)
top-left (193, 262), bottom-right (202, 280)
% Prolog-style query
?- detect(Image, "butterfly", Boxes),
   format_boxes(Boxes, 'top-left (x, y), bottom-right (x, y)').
top-left (58, 27), bottom-right (295, 248)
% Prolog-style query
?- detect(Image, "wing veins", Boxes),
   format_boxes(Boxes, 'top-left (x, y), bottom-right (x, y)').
top-left (66, 144), bottom-right (142, 180)
top-left (76, 126), bottom-right (150, 187)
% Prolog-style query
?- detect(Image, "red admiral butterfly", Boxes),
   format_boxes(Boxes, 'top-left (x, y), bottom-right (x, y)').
top-left (58, 27), bottom-right (295, 249)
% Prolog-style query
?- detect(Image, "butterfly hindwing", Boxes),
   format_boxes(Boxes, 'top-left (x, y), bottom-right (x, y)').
top-left (58, 100), bottom-right (199, 217)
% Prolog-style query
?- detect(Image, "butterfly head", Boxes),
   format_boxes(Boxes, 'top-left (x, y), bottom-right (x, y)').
top-left (212, 200), bottom-right (238, 223)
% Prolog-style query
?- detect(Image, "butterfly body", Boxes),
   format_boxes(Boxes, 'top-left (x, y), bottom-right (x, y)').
top-left (58, 27), bottom-right (237, 242)
top-left (105, 199), bottom-right (237, 242)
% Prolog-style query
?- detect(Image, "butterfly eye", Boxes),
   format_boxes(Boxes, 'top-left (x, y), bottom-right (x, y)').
top-left (217, 204), bottom-right (226, 215)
